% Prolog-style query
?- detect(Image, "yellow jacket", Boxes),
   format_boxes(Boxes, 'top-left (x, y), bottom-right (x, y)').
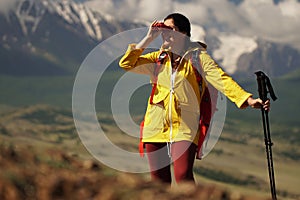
top-left (119, 43), bottom-right (252, 145)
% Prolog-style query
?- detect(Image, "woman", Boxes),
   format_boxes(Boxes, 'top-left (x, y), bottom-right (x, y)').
top-left (119, 13), bottom-right (270, 184)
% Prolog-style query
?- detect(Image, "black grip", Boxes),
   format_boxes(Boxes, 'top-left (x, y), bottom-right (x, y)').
top-left (265, 76), bottom-right (277, 101)
top-left (255, 71), bottom-right (277, 102)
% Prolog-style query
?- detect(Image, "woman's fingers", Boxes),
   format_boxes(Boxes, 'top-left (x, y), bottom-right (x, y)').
top-left (247, 97), bottom-right (271, 111)
top-left (147, 20), bottom-right (162, 39)
top-left (263, 99), bottom-right (271, 111)
top-left (256, 98), bottom-right (271, 111)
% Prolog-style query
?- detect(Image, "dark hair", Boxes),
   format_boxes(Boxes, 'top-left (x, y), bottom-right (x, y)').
top-left (164, 13), bottom-right (191, 37)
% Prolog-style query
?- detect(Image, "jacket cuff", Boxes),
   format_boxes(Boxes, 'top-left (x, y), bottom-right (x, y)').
top-left (236, 93), bottom-right (252, 109)
top-left (127, 44), bottom-right (144, 52)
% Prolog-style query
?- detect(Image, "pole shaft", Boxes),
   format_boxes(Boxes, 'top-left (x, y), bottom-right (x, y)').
top-left (261, 109), bottom-right (277, 200)
top-left (265, 111), bottom-right (277, 200)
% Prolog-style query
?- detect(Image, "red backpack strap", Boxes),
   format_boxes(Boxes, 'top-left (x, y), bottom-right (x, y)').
top-left (149, 52), bottom-right (168, 104)
top-left (190, 49), bottom-right (217, 159)
top-left (139, 51), bottom-right (168, 157)
top-left (139, 120), bottom-right (145, 157)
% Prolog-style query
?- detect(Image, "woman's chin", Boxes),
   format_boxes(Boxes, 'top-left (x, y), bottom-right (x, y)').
top-left (162, 43), bottom-right (171, 50)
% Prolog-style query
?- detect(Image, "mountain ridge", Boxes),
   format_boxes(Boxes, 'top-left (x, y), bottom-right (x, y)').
top-left (0, 104), bottom-right (299, 199)
top-left (1, 0), bottom-right (300, 77)
top-left (0, 0), bottom-right (144, 76)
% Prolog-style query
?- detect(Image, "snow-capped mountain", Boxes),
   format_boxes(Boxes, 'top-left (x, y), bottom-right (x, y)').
top-left (205, 32), bottom-right (300, 78)
top-left (211, 33), bottom-right (258, 74)
top-left (0, 0), bottom-right (144, 76)
top-left (236, 39), bottom-right (300, 77)
top-left (15, 0), bottom-right (102, 40)
top-left (0, 0), bottom-right (299, 77)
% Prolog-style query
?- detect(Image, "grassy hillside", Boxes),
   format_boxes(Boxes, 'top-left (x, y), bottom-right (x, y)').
top-left (0, 137), bottom-right (275, 200)
top-left (0, 105), bottom-right (270, 200)
top-left (1, 68), bottom-right (299, 146)
top-left (0, 104), bottom-right (299, 199)
top-left (1, 67), bottom-right (300, 116)
top-left (0, 68), bottom-right (299, 199)
top-left (0, 75), bottom-right (74, 107)
top-left (1, 67), bottom-right (299, 145)
top-left (226, 70), bottom-right (300, 146)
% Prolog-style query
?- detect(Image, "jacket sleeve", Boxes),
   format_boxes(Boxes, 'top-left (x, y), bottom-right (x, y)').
top-left (200, 51), bottom-right (252, 109)
top-left (119, 44), bottom-right (159, 75)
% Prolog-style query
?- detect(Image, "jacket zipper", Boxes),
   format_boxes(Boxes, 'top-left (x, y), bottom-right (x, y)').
top-left (166, 51), bottom-right (190, 158)
top-left (168, 65), bottom-right (176, 157)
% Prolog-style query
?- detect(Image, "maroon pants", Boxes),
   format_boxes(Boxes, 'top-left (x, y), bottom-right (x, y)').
top-left (145, 141), bottom-right (197, 184)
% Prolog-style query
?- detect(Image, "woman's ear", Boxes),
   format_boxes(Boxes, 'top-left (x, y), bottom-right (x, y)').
top-left (180, 31), bottom-right (187, 36)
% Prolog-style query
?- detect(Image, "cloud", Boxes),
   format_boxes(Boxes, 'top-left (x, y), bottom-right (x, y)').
top-left (237, 0), bottom-right (300, 49)
top-left (85, 0), bottom-right (173, 22)
top-left (85, 0), bottom-right (300, 50)
top-left (174, 0), bottom-right (300, 49)
top-left (0, 0), bottom-right (18, 14)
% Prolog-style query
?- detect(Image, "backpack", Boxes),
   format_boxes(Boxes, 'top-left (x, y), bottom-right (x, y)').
top-left (139, 50), bottom-right (218, 160)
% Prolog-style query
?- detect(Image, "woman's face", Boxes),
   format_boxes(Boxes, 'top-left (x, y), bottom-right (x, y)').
top-left (162, 18), bottom-right (186, 53)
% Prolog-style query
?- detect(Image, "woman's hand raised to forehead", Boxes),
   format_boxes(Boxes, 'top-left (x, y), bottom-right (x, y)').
top-left (146, 21), bottom-right (164, 40)
top-left (136, 21), bottom-right (163, 49)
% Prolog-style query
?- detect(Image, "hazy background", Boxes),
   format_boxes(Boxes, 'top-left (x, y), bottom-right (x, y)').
top-left (0, 0), bottom-right (299, 199)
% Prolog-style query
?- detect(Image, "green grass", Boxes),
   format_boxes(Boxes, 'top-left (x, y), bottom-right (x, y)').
top-left (0, 104), bottom-right (299, 199)
top-left (1, 68), bottom-right (299, 144)
top-left (1, 68), bottom-right (299, 117)
top-left (0, 75), bottom-right (74, 107)
top-left (194, 166), bottom-right (261, 187)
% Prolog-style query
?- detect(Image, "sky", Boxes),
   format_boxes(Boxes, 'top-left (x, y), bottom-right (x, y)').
top-left (84, 0), bottom-right (300, 50)
top-left (0, 0), bottom-right (299, 50)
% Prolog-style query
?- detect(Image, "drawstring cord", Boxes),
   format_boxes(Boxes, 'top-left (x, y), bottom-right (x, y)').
top-left (167, 53), bottom-right (178, 158)
top-left (167, 142), bottom-right (172, 158)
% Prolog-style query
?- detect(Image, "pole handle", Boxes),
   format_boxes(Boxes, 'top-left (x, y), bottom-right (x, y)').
top-left (255, 71), bottom-right (277, 102)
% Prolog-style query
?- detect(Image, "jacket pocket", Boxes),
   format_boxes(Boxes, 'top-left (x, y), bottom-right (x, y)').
top-left (178, 103), bottom-right (200, 135)
top-left (151, 86), bottom-right (169, 104)
top-left (143, 104), bottom-right (165, 138)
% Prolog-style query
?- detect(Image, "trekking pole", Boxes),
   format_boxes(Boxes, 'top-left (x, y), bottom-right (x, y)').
top-left (255, 71), bottom-right (277, 200)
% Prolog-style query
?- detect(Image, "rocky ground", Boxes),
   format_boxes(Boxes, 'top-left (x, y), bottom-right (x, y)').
top-left (0, 142), bottom-right (271, 200)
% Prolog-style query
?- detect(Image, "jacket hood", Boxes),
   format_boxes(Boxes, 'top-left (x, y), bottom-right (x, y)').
top-left (180, 41), bottom-right (207, 60)
top-left (160, 40), bottom-right (207, 58)
top-left (187, 41), bottom-right (207, 51)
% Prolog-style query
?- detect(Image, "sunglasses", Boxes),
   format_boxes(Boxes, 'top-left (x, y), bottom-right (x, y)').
top-left (152, 22), bottom-right (173, 30)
